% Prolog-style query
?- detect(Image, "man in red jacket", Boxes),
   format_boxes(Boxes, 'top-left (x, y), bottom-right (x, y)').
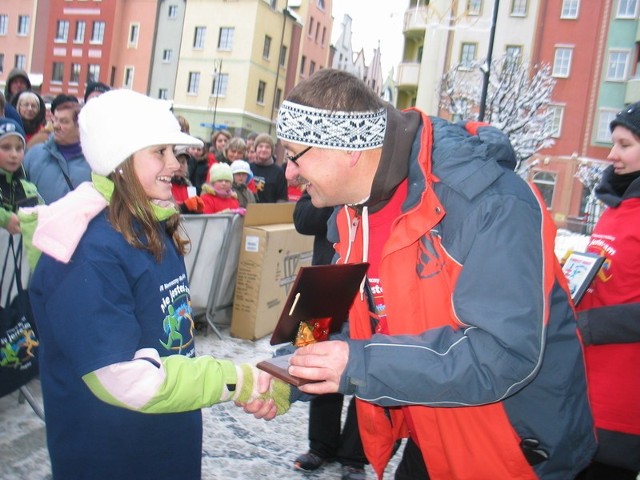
top-left (249, 69), bottom-right (596, 480)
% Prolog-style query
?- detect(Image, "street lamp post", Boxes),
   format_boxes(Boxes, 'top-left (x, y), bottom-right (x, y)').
top-left (212, 59), bottom-right (223, 132)
top-left (478, 0), bottom-right (500, 122)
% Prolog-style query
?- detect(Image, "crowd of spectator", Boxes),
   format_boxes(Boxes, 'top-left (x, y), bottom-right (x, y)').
top-left (1, 78), bottom-right (298, 232)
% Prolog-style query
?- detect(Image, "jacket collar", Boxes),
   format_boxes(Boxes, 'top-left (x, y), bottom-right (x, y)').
top-left (363, 107), bottom-right (421, 214)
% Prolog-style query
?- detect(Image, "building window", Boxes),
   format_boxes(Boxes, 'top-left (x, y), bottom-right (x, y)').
top-left (193, 27), bottom-right (206, 49)
top-left (168, 5), bottom-right (178, 19)
top-left (55, 20), bottom-right (69, 42)
top-left (460, 42), bottom-right (477, 69)
top-left (123, 67), bottom-right (134, 88)
top-left (158, 88), bottom-right (169, 99)
top-left (17, 16), bottom-right (30, 36)
top-left (15, 55), bottom-right (26, 70)
top-left (617, 0), bottom-right (638, 18)
top-left (263, 35), bottom-right (272, 59)
top-left (510, 0), bottom-right (527, 16)
top-left (317, 0), bottom-right (325, 10)
top-left (257, 80), bottom-right (266, 104)
top-left (548, 105), bottom-right (564, 137)
top-left (188, 72), bottom-right (200, 94)
top-left (607, 50), bottom-right (630, 81)
top-left (52, 62), bottom-right (64, 83)
top-left (0, 15), bottom-right (8, 35)
top-left (467, 0), bottom-right (482, 15)
top-left (310, 60), bottom-right (316, 75)
top-left (561, 0), bottom-right (580, 18)
top-left (274, 87), bottom-right (282, 110)
top-left (552, 47), bottom-right (573, 77)
top-left (212, 73), bottom-right (229, 96)
top-left (279, 45), bottom-right (287, 67)
top-left (532, 171), bottom-right (556, 209)
top-left (218, 27), bottom-right (234, 50)
top-left (0, 54), bottom-right (4, 74)
top-left (70, 63), bottom-right (81, 84)
top-left (322, 27), bottom-right (326, 46)
top-left (87, 64), bottom-right (100, 83)
top-left (597, 109), bottom-right (618, 142)
top-left (505, 45), bottom-right (523, 67)
top-left (91, 21), bottom-right (105, 44)
top-left (162, 49), bottom-right (172, 62)
top-left (308, 17), bottom-right (314, 38)
top-left (74, 21), bottom-right (86, 43)
top-left (300, 55), bottom-right (306, 75)
top-left (128, 24), bottom-right (139, 48)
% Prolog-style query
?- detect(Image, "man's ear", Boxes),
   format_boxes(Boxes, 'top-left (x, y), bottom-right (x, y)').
top-left (346, 150), bottom-right (362, 167)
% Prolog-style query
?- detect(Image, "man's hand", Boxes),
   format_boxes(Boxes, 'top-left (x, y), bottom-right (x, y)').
top-left (236, 371), bottom-right (284, 421)
top-left (288, 340), bottom-right (349, 394)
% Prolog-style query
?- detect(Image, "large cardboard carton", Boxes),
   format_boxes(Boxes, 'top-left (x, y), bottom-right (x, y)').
top-left (230, 203), bottom-right (314, 340)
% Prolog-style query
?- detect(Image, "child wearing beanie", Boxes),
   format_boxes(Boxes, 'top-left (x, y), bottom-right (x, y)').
top-left (0, 118), bottom-right (42, 233)
top-left (230, 160), bottom-right (257, 208)
top-left (200, 162), bottom-right (242, 214)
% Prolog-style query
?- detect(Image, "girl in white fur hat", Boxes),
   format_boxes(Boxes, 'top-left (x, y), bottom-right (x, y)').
top-left (20, 89), bottom-right (289, 480)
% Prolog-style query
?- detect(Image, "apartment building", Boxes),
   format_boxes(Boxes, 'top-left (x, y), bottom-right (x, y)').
top-left (1, 0), bottom-right (392, 142)
top-left (396, 0), bottom-right (640, 230)
top-left (0, 0), bottom-right (44, 90)
top-left (172, 0), bottom-right (333, 140)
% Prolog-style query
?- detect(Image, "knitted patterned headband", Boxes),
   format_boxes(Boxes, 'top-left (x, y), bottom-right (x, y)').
top-left (276, 100), bottom-right (387, 151)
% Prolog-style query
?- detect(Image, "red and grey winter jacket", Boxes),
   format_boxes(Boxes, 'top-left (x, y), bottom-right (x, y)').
top-left (578, 166), bottom-right (640, 468)
top-left (328, 108), bottom-right (596, 479)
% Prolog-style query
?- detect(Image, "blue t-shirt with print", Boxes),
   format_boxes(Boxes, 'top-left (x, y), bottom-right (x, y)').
top-left (29, 211), bottom-right (201, 480)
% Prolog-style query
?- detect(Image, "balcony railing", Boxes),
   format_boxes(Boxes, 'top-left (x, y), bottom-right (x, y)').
top-left (403, 7), bottom-right (429, 33)
top-left (625, 77), bottom-right (640, 105)
top-left (397, 62), bottom-right (420, 88)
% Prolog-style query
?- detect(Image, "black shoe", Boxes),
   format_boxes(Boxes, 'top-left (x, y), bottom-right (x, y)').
top-left (341, 465), bottom-right (367, 480)
top-left (293, 451), bottom-right (332, 472)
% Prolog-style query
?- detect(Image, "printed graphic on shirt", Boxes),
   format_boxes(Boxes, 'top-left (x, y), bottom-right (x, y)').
top-left (159, 273), bottom-right (195, 355)
top-left (253, 176), bottom-right (265, 192)
top-left (369, 277), bottom-right (388, 334)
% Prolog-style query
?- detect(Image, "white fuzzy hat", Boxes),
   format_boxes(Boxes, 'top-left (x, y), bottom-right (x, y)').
top-left (79, 89), bottom-right (203, 175)
top-left (230, 160), bottom-right (252, 175)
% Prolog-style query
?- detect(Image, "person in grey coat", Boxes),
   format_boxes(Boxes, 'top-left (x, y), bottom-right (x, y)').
top-left (24, 95), bottom-right (91, 204)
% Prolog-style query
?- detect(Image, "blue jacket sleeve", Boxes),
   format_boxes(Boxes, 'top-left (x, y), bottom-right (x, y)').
top-left (340, 193), bottom-right (549, 406)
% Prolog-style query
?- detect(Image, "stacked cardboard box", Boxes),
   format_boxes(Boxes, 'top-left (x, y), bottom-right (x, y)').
top-left (230, 203), bottom-right (313, 340)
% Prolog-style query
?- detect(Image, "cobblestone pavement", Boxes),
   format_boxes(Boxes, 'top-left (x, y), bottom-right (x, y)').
top-left (0, 326), bottom-right (401, 480)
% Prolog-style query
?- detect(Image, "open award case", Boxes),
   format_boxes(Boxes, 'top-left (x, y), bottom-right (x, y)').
top-left (257, 262), bottom-right (369, 386)
top-left (562, 251), bottom-right (605, 306)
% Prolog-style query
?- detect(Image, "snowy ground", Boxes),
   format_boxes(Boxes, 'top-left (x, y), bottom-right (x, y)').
top-left (0, 326), bottom-right (401, 480)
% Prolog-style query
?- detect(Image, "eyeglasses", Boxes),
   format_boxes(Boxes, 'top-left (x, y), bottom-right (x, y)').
top-left (286, 146), bottom-right (312, 165)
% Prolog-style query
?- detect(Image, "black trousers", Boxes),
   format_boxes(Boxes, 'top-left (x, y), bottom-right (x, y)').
top-left (575, 462), bottom-right (638, 480)
top-left (308, 394), bottom-right (367, 468)
top-left (395, 437), bottom-right (430, 480)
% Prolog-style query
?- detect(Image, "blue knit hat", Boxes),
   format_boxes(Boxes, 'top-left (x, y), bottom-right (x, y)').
top-left (0, 118), bottom-right (26, 147)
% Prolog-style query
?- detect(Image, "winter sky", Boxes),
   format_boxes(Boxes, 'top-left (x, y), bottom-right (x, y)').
top-left (331, 0), bottom-right (406, 76)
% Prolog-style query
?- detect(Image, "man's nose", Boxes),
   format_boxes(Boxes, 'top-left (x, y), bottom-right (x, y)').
top-left (285, 161), bottom-right (299, 182)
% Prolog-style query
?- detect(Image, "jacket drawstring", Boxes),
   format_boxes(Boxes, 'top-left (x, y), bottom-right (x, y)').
top-left (359, 206), bottom-right (369, 299)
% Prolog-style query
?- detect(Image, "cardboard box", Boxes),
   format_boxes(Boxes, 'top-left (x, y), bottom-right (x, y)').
top-left (230, 203), bottom-right (314, 340)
